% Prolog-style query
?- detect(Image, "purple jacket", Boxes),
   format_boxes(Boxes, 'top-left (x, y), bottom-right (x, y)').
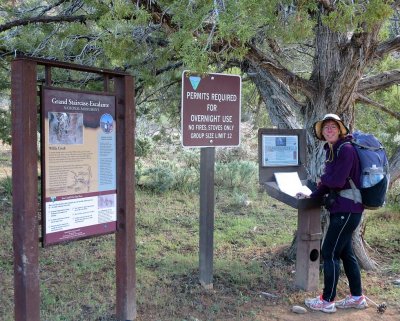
top-left (310, 135), bottom-right (364, 213)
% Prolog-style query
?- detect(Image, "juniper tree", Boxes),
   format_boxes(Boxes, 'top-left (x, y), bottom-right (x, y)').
top-left (2, 0), bottom-right (400, 269)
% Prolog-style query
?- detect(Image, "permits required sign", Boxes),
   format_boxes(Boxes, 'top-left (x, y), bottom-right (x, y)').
top-left (181, 71), bottom-right (241, 147)
top-left (41, 87), bottom-right (117, 246)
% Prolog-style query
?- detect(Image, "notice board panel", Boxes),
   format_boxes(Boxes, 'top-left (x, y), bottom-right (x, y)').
top-left (181, 71), bottom-right (241, 147)
top-left (41, 87), bottom-right (117, 246)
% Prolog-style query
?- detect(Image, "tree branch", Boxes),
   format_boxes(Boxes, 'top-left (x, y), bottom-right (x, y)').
top-left (246, 63), bottom-right (303, 129)
top-left (134, 0), bottom-right (177, 33)
top-left (318, 0), bottom-right (334, 12)
top-left (0, 15), bottom-right (87, 33)
top-left (134, 0), bottom-right (314, 102)
top-left (37, 0), bottom-right (72, 16)
top-left (245, 43), bottom-right (316, 99)
top-left (358, 70), bottom-right (400, 94)
top-left (355, 93), bottom-right (400, 119)
top-left (375, 35), bottom-right (400, 58)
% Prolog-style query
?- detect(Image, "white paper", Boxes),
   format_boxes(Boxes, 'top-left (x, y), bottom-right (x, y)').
top-left (274, 172), bottom-right (312, 197)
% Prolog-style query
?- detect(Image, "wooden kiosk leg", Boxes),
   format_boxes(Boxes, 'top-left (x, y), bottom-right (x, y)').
top-left (295, 207), bottom-right (322, 291)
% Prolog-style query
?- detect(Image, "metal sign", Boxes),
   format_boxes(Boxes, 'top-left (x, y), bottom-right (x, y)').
top-left (41, 87), bottom-right (117, 245)
top-left (181, 71), bottom-right (241, 147)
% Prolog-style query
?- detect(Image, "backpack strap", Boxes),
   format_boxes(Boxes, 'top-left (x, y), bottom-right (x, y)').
top-left (336, 142), bottom-right (362, 204)
top-left (352, 140), bottom-right (384, 151)
top-left (336, 141), bottom-right (352, 157)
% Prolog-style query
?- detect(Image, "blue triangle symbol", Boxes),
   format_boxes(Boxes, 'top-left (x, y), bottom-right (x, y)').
top-left (189, 76), bottom-right (201, 90)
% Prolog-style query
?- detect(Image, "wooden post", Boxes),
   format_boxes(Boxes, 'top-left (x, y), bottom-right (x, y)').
top-left (11, 59), bottom-right (40, 321)
top-left (199, 147), bottom-right (215, 289)
top-left (295, 207), bottom-right (321, 291)
top-left (115, 75), bottom-right (136, 320)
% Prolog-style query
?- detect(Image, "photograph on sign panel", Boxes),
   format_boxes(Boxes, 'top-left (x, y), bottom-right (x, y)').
top-left (100, 113), bottom-right (114, 133)
top-left (48, 112), bottom-right (84, 145)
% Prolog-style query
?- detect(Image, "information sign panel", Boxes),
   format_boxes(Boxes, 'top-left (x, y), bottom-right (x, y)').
top-left (261, 134), bottom-right (299, 167)
top-left (42, 87), bottom-right (117, 245)
top-left (181, 71), bottom-right (241, 147)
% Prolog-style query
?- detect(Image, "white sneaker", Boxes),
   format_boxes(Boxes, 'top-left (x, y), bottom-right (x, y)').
top-left (305, 295), bottom-right (337, 313)
top-left (336, 295), bottom-right (368, 309)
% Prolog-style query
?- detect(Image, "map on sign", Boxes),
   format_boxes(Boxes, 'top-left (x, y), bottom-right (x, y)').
top-left (181, 71), bottom-right (241, 147)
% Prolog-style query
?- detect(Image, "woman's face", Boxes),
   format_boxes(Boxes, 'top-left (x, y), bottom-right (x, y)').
top-left (322, 120), bottom-right (340, 144)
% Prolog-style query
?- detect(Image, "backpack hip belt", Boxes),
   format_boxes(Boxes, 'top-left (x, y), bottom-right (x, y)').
top-left (339, 188), bottom-right (362, 203)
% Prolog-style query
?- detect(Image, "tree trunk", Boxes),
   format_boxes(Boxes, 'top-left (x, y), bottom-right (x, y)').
top-left (352, 215), bottom-right (378, 270)
top-left (389, 146), bottom-right (400, 188)
top-left (245, 13), bottom-right (383, 271)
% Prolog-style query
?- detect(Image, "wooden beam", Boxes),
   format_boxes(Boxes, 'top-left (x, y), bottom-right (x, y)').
top-left (115, 75), bottom-right (136, 320)
top-left (11, 59), bottom-right (40, 321)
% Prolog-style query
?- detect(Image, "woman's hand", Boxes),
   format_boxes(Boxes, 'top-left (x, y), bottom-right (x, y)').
top-left (296, 192), bottom-right (310, 199)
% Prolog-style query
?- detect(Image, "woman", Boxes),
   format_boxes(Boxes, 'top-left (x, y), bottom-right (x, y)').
top-left (301, 114), bottom-right (368, 313)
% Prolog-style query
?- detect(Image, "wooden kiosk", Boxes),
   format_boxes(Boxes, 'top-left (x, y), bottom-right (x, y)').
top-left (11, 57), bottom-right (136, 321)
top-left (258, 128), bottom-right (322, 291)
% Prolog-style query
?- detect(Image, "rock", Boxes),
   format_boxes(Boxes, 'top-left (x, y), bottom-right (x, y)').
top-left (393, 279), bottom-right (400, 286)
top-left (260, 291), bottom-right (278, 299)
top-left (291, 305), bottom-right (307, 314)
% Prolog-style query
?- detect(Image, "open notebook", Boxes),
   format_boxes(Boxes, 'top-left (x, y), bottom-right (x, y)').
top-left (274, 172), bottom-right (312, 197)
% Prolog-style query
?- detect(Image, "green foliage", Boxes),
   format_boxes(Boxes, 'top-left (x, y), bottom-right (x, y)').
top-left (322, 2), bottom-right (357, 32)
top-left (355, 90), bottom-right (400, 158)
top-left (135, 135), bottom-right (153, 158)
top-left (354, 54), bottom-right (400, 159)
top-left (322, 0), bottom-right (393, 33)
top-left (215, 160), bottom-right (257, 190)
top-left (140, 161), bottom-right (177, 193)
top-left (363, 0), bottom-right (394, 30)
top-left (364, 208), bottom-right (400, 273)
top-left (138, 159), bottom-right (200, 193)
top-left (0, 108), bottom-right (11, 145)
top-left (0, 175), bottom-right (12, 199)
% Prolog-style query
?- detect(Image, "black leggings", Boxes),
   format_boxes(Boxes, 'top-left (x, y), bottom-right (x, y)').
top-left (321, 212), bottom-right (363, 302)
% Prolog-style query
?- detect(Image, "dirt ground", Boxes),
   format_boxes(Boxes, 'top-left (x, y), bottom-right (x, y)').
top-left (249, 305), bottom-right (399, 321)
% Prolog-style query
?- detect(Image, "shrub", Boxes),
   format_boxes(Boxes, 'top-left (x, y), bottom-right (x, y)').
top-left (173, 167), bottom-right (199, 193)
top-left (141, 161), bottom-right (176, 193)
top-left (0, 108), bottom-right (11, 145)
top-left (0, 174), bottom-right (12, 197)
top-left (215, 160), bottom-right (257, 190)
top-left (135, 136), bottom-right (153, 157)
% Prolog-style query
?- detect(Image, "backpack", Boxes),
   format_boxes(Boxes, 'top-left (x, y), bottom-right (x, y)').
top-left (338, 131), bottom-right (390, 209)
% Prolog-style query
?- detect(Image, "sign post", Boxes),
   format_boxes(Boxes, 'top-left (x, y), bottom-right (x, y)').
top-left (181, 71), bottom-right (241, 288)
top-left (12, 58), bottom-right (40, 321)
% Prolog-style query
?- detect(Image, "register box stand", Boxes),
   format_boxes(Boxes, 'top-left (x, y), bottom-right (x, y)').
top-left (258, 128), bottom-right (322, 291)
